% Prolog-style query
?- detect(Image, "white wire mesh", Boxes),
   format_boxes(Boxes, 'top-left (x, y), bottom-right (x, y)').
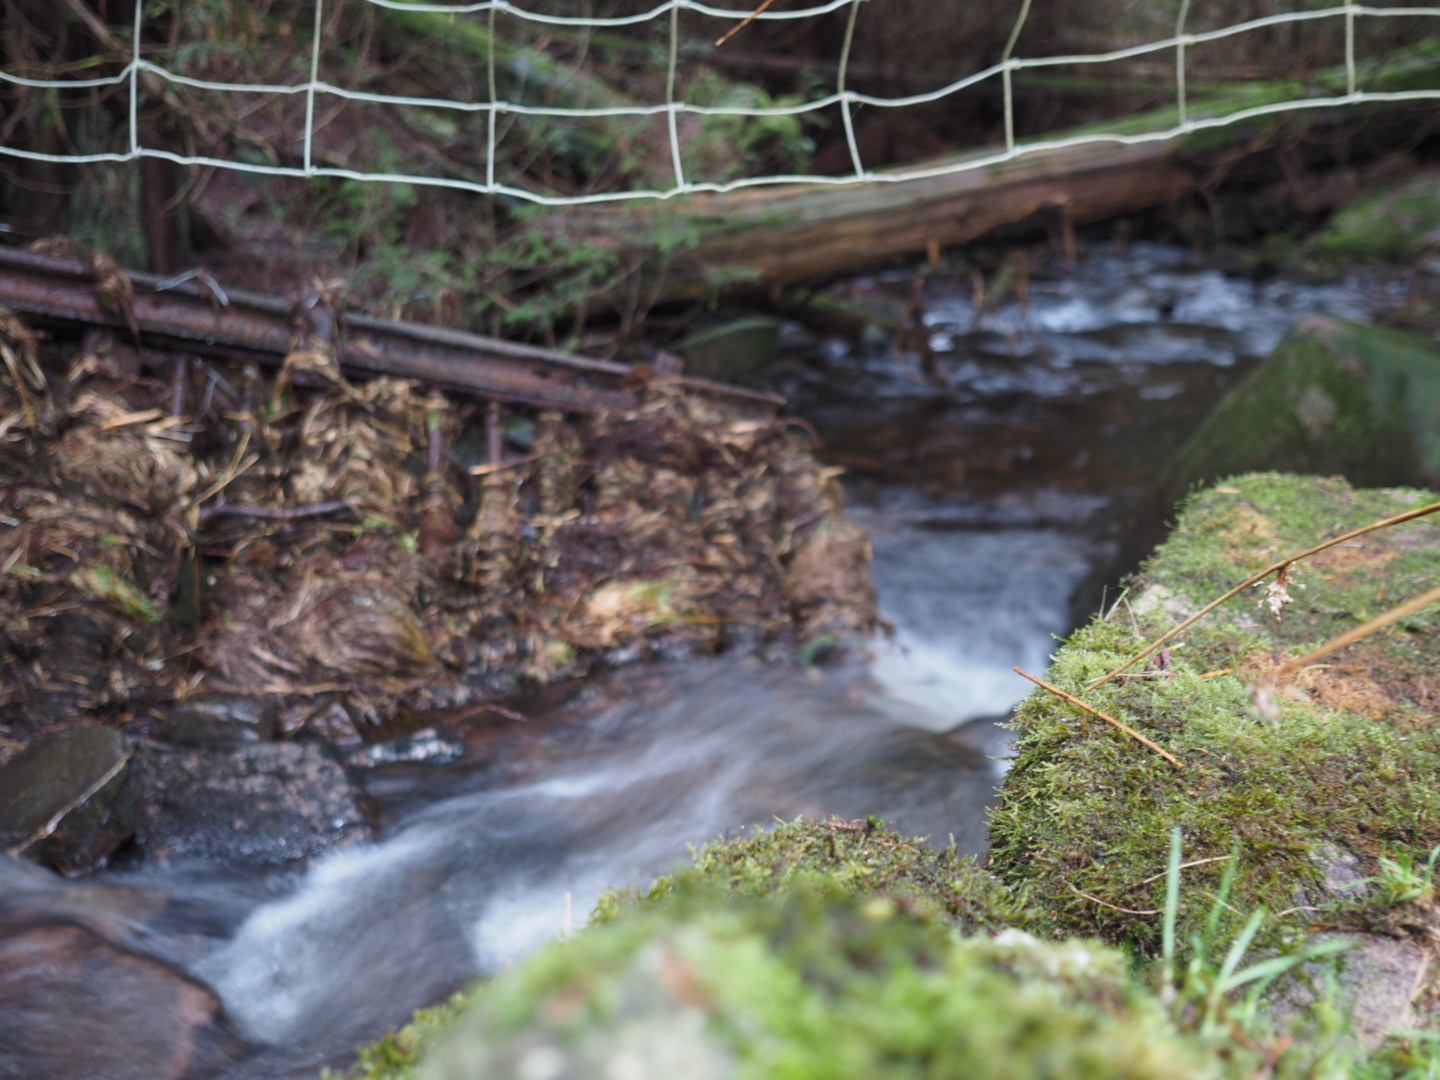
top-left (2, 1), bottom-right (1440, 206)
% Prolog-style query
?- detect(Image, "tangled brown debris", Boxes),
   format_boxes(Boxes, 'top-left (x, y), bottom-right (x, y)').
top-left (0, 307), bottom-right (876, 747)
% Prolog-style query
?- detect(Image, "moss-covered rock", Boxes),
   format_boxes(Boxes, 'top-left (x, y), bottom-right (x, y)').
top-left (418, 884), bottom-right (1280, 1080)
top-left (1316, 170), bottom-right (1440, 262)
top-left (594, 816), bottom-right (1033, 933)
top-left (1163, 319), bottom-right (1440, 504)
top-left (990, 473), bottom-right (1440, 957)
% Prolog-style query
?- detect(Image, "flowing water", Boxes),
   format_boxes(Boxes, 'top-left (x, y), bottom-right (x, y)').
top-left (20, 244), bottom-right (1402, 1078)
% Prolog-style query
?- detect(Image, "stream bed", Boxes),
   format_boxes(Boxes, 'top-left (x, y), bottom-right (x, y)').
top-left (17, 243), bottom-right (1403, 1079)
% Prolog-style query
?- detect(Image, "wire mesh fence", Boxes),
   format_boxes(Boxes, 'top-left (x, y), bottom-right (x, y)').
top-left (4, 0), bottom-right (1440, 207)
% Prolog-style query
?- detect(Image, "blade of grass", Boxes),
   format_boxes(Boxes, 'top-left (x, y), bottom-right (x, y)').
top-left (1162, 827), bottom-right (1182, 992)
top-left (1205, 846), bottom-right (1240, 945)
top-left (1221, 936), bottom-right (1352, 996)
top-left (1217, 909), bottom-right (1265, 988)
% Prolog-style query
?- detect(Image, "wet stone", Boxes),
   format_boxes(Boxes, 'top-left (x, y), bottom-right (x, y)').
top-left (0, 727), bottom-right (137, 874)
top-left (294, 696), bottom-right (363, 747)
top-left (1272, 931), bottom-right (1431, 1050)
top-left (0, 853), bottom-right (168, 941)
top-left (136, 741), bottom-right (372, 865)
top-left (164, 693), bottom-right (278, 750)
top-left (0, 917), bottom-right (245, 1080)
top-left (346, 726), bottom-right (464, 769)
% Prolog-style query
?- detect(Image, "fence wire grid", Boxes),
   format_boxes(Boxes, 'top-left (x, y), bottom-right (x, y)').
top-left (5, 0), bottom-right (1440, 206)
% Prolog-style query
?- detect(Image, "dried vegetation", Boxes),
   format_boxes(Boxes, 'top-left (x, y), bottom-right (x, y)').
top-left (0, 308), bottom-right (874, 749)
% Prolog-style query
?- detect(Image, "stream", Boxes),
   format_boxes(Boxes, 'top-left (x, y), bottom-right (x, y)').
top-left (16, 243), bottom-right (1401, 1078)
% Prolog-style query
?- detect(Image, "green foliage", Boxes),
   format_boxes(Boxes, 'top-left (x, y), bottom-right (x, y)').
top-left (683, 72), bottom-right (817, 181)
top-left (485, 211), bottom-right (624, 334)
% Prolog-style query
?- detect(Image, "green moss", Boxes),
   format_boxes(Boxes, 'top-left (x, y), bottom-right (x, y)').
top-left (594, 816), bottom-right (1034, 934)
top-left (1317, 174), bottom-right (1440, 262)
top-left (989, 474), bottom-right (1440, 956)
top-left (324, 994), bottom-right (469, 1080)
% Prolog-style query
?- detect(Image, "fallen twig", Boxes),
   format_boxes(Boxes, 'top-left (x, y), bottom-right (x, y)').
top-left (450, 702), bottom-right (528, 724)
top-left (1015, 667), bottom-right (1183, 768)
top-left (96, 407), bottom-right (165, 430)
top-left (1086, 499), bottom-right (1440, 692)
top-left (468, 451), bottom-right (544, 476)
top-left (1139, 855), bottom-right (1232, 885)
top-left (714, 0), bottom-right (780, 46)
top-left (1274, 583), bottom-right (1440, 679)
top-left (1068, 882), bottom-right (1161, 915)
top-left (199, 498), bottom-right (354, 523)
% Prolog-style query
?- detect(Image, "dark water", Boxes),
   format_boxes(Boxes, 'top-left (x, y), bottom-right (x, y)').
top-left (28, 244), bottom-right (1400, 1078)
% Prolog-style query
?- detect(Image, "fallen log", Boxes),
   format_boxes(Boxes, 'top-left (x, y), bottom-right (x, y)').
top-left (0, 247), bottom-right (782, 416)
top-left (621, 141), bottom-right (1194, 298)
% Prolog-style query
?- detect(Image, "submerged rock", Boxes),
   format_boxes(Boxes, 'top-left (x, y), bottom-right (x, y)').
top-left (1164, 318), bottom-right (1440, 502)
top-left (0, 726), bottom-right (137, 874)
top-left (135, 741), bottom-right (371, 864)
top-left (0, 852), bottom-right (167, 941)
top-left (672, 315), bottom-right (782, 381)
top-left (0, 917), bottom-right (244, 1080)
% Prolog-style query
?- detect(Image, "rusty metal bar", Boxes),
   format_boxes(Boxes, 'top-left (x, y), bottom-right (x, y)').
top-left (0, 247), bottom-right (783, 415)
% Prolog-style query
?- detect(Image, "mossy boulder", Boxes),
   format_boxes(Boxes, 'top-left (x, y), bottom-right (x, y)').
top-left (332, 818), bottom-right (1396, 1080)
top-left (1315, 170), bottom-right (1440, 261)
top-left (990, 473), bottom-right (1440, 959)
top-left (1163, 319), bottom-right (1440, 504)
top-left (418, 884), bottom-right (1251, 1080)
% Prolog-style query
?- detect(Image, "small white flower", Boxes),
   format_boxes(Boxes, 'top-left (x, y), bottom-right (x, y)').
top-left (1257, 564), bottom-right (1303, 620)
